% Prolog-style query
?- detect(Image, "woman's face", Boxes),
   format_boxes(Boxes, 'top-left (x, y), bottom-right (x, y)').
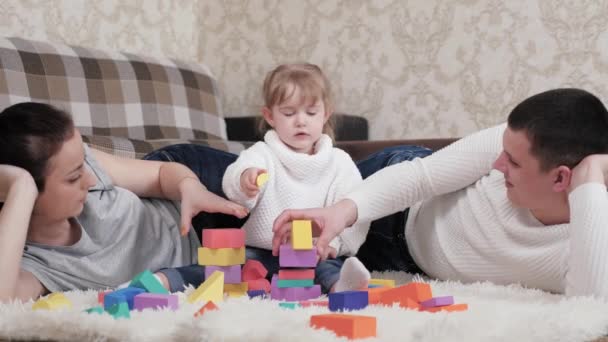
top-left (32, 130), bottom-right (96, 221)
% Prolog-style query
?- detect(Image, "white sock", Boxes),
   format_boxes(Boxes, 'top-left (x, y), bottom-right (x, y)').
top-left (333, 257), bottom-right (371, 293)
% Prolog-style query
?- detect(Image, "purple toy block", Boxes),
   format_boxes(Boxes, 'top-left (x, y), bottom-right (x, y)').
top-left (270, 275), bottom-right (321, 301)
top-left (279, 244), bottom-right (317, 268)
top-left (328, 291), bottom-right (369, 312)
top-left (247, 289), bottom-right (267, 299)
top-left (420, 296), bottom-right (454, 308)
top-left (133, 293), bottom-right (179, 311)
top-left (205, 265), bottom-right (242, 284)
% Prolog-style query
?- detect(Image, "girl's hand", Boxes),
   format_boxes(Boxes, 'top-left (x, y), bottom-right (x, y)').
top-left (178, 177), bottom-right (248, 236)
top-left (240, 168), bottom-right (267, 198)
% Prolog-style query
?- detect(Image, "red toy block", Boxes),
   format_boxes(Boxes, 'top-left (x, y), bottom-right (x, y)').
top-left (98, 291), bottom-right (110, 304)
top-left (241, 259), bottom-right (268, 281)
top-left (246, 278), bottom-right (271, 293)
top-left (194, 301), bottom-right (218, 317)
top-left (422, 303), bottom-right (468, 313)
top-left (278, 269), bottom-right (315, 280)
top-left (379, 282), bottom-right (431, 308)
top-left (201, 229), bottom-right (245, 248)
top-left (310, 314), bottom-right (376, 339)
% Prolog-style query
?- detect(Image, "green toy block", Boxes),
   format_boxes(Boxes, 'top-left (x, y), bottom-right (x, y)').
top-left (106, 301), bottom-right (130, 319)
top-left (85, 306), bottom-right (105, 315)
top-left (279, 302), bottom-right (300, 309)
top-left (129, 270), bottom-right (169, 294)
top-left (277, 279), bottom-right (315, 288)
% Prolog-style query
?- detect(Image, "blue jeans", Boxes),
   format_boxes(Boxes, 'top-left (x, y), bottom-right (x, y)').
top-left (354, 145), bottom-right (433, 273)
top-left (144, 143), bottom-right (432, 292)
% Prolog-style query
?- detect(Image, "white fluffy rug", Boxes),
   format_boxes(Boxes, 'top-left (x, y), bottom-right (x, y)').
top-left (1, 272), bottom-right (607, 342)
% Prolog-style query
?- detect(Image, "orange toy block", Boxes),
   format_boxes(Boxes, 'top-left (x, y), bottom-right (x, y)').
top-left (364, 287), bottom-right (392, 304)
top-left (242, 259), bottom-right (268, 281)
top-left (310, 314), bottom-right (376, 339)
top-left (422, 303), bottom-right (468, 313)
top-left (278, 269), bottom-right (315, 280)
top-left (379, 282), bottom-right (431, 308)
top-left (194, 301), bottom-right (218, 317)
top-left (246, 278), bottom-right (271, 293)
top-left (201, 229), bottom-right (245, 248)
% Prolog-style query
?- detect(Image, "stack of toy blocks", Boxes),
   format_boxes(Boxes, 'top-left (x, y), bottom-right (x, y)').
top-left (271, 220), bottom-right (321, 301)
top-left (197, 228), bottom-right (247, 298)
top-left (87, 269), bottom-right (178, 319)
top-left (242, 259), bottom-right (271, 298)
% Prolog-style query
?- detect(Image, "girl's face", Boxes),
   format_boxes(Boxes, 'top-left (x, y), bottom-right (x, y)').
top-left (263, 85), bottom-right (331, 154)
top-left (32, 130), bottom-right (97, 221)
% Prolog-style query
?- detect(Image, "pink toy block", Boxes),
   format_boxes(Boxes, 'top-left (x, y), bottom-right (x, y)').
top-left (278, 269), bottom-right (315, 280)
top-left (202, 229), bottom-right (245, 248)
top-left (279, 244), bottom-right (317, 268)
top-left (133, 293), bottom-right (178, 311)
top-left (205, 265), bottom-right (242, 284)
top-left (241, 259), bottom-right (268, 281)
top-left (420, 296), bottom-right (454, 308)
top-left (270, 275), bottom-right (321, 301)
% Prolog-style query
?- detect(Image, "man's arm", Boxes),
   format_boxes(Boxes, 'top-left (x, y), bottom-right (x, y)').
top-left (566, 155), bottom-right (608, 297)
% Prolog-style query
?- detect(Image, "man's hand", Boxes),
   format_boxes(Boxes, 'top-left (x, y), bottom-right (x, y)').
top-left (179, 177), bottom-right (248, 236)
top-left (271, 199), bottom-right (358, 260)
top-left (569, 154), bottom-right (608, 193)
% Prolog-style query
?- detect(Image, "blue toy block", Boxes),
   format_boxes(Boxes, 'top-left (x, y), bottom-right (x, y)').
top-left (247, 289), bottom-right (267, 299)
top-left (328, 291), bottom-right (369, 312)
top-left (103, 287), bottom-right (146, 310)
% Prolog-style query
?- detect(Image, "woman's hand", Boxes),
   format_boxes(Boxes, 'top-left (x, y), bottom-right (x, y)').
top-left (178, 177), bottom-right (248, 236)
top-left (240, 168), bottom-right (266, 198)
top-left (271, 199), bottom-right (358, 260)
top-left (0, 164), bottom-right (37, 201)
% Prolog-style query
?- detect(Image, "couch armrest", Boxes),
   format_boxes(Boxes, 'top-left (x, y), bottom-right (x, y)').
top-left (225, 113), bottom-right (368, 142)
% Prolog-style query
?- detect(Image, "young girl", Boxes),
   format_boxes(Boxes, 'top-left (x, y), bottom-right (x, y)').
top-left (222, 63), bottom-right (371, 293)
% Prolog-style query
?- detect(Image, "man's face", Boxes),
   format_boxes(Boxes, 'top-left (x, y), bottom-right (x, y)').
top-left (492, 127), bottom-right (561, 210)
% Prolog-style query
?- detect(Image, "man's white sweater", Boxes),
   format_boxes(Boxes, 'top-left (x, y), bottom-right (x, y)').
top-left (222, 130), bottom-right (369, 256)
top-left (347, 123), bottom-right (608, 296)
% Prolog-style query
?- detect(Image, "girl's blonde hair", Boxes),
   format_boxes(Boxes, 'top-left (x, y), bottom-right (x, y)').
top-left (257, 63), bottom-right (335, 139)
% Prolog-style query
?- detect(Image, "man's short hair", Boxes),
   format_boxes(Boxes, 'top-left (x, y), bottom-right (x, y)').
top-left (508, 88), bottom-right (608, 171)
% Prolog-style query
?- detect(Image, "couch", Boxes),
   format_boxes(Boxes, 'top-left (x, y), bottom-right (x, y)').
top-left (0, 36), bottom-right (457, 163)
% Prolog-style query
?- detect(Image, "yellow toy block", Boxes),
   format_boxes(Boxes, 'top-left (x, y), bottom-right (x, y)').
top-left (188, 271), bottom-right (224, 304)
top-left (256, 172), bottom-right (269, 187)
top-left (198, 247), bottom-right (246, 266)
top-left (32, 292), bottom-right (72, 310)
top-left (224, 282), bottom-right (248, 298)
top-left (291, 220), bottom-right (313, 250)
top-left (369, 279), bottom-right (395, 288)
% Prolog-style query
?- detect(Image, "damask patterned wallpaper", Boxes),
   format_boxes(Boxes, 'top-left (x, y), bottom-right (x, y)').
top-left (2, 0), bottom-right (608, 139)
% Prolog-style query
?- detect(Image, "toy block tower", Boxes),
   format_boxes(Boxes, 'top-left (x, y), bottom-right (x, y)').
top-left (199, 229), bottom-right (248, 297)
top-left (271, 220), bottom-right (321, 301)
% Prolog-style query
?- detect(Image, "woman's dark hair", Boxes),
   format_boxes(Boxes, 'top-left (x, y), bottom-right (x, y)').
top-left (0, 102), bottom-right (75, 191)
top-left (508, 88), bottom-right (608, 171)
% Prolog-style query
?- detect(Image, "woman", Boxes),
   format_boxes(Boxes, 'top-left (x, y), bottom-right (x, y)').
top-left (0, 102), bottom-right (248, 301)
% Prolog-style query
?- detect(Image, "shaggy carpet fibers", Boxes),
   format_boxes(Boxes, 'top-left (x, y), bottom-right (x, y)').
top-left (1, 272), bottom-right (607, 342)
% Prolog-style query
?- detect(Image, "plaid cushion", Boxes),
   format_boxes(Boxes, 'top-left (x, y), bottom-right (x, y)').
top-left (82, 135), bottom-right (249, 160)
top-left (0, 36), bottom-right (227, 141)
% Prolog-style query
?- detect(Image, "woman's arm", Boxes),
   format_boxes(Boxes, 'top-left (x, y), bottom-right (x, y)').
top-left (91, 148), bottom-right (248, 235)
top-left (0, 165), bottom-right (46, 302)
